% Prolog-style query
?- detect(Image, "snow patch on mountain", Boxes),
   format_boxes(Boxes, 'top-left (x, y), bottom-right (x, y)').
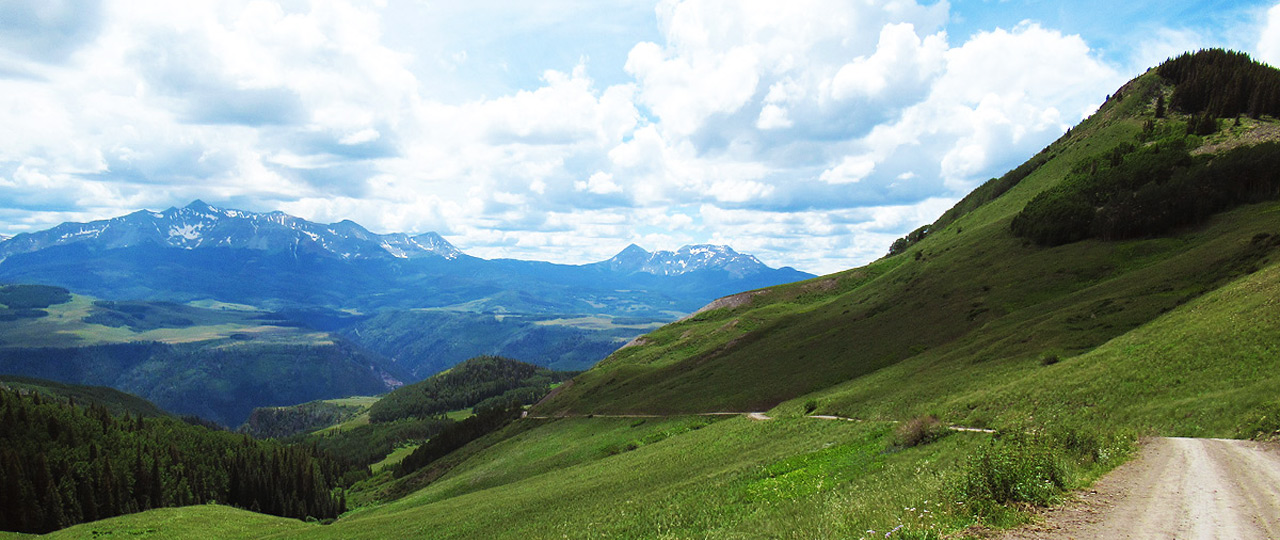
top-left (0, 200), bottom-right (466, 263)
top-left (169, 223), bottom-right (203, 241)
top-left (597, 243), bottom-right (778, 278)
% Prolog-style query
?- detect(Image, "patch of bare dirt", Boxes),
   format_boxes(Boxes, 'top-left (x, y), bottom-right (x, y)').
top-left (619, 336), bottom-right (651, 349)
top-left (1193, 120), bottom-right (1280, 155)
top-left (804, 278), bottom-right (838, 292)
top-left (683, 290), bottom-right (765, 319)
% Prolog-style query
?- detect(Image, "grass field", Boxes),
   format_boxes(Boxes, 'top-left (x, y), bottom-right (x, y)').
top-left (289, 416), bottom-right (990, 539)
top-left (370, 444), bottom-right (421, 473)
top-left (309, 396), bottom-right (381, 434)
top-left (0, 293), bottom-right (329, 347)
top-left (772, 226), bottom-right (1280, 438)
top-left (42, 506), bottom-right (312, 540)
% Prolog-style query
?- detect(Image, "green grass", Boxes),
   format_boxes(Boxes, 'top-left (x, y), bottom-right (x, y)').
top-left (281, 416), bottom-right (991, 539)
top-left (958, 257), bottom-right (1280, 436)
top-left (310, 397), bottom-right (381, 434)
top-left (41, 505), bottom-right (312, 540)
top-left (370, 444), bottom-right (420, 473)
top-left (444, 408), bottom-right (472, 421)
top-left (775, 247), bottom-right (1280, 438)
top-left (322, 396), bottom-right (381, 408)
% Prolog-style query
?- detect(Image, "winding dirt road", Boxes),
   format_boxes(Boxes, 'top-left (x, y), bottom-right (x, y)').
top-left (1000, 437), bottom-right (1280, 540)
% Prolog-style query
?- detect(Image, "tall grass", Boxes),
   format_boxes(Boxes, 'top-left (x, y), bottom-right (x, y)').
top-left (957, 426), bottom-right (1134, 526)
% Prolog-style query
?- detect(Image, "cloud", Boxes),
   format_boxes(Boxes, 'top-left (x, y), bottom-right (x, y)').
top-left (820, 156), bottom-right (876, 185)
top-left (1259, 3), bottom-right (1280, 67)
top-left (576, 172), bottom-right (624, 195)
top-left (830, 23), bottom-right (948, 102)
top-left (0, 0), bottom-right (104, 63)
top-left (821, 22), bottom-right (1121, 196)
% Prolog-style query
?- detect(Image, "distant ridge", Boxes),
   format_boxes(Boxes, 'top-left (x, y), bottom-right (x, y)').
top-left (594, 243), bottom-right (788, 279)
top-left (0, 200), bottom-right (463, 263)
top-left (0, 201), bottom-right (812, 317)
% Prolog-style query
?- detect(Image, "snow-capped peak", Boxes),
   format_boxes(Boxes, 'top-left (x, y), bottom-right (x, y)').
top-left (0, 201), bottom-right (466, 262)
top-left (598, 243), bottom-right (771, 278)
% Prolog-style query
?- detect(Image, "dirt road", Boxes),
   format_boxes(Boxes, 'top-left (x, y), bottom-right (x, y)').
top-left (1000, 437), bottom-right (1280, 539)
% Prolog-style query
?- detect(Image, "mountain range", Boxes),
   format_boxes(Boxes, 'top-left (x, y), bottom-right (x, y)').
top-left (0, 200), bottom-right (810, 317)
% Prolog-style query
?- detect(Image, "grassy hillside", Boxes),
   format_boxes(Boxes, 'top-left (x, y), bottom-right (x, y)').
top-left (41, 506), bottom-right (312, 539)
top-left (789, 252), bottom-right (1280, 437)
top-left (272, 357), bottom-right (575, 499)
top-left (534, 65), bottom-right (1280, 419)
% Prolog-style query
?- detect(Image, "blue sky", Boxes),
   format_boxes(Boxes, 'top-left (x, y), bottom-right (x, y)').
top-left (1, 0), bottom-right (1279, 274)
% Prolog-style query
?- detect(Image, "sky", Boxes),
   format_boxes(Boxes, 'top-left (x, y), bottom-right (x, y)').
top-left (2, 1), bottom-right (1280, 274)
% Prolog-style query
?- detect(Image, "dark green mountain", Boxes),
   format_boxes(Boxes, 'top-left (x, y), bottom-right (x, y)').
top-left (369, 355), bottom-right (574, 423)
top-left (0, 381), bottom-right (346, 534)
top-left (0, 375), bottom-right (168, 418)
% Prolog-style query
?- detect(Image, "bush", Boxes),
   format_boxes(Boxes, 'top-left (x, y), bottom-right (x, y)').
top-left (958, 426), bottom-right (1133, 518)
top-left (961, 431), bottom-right (1068, 507)
top-left (1013, 140), bottom-right (1280, 247)
top-left (894, 415), bottom-right (950, 448)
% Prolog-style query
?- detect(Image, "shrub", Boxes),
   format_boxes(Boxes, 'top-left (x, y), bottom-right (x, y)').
top-left (958, 426), bottom-right (1133, 515)
top-left (894, 415), bottom-right (950, 448)
top-left (1013, 140), bottom-right (1280, 247)
top-left (961, 431), bottom-right (1068, 507)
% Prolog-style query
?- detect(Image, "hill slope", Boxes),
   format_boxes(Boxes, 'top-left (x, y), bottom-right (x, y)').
top-left (535, 55), bottom-right (1280, 420)
top-left (0, 375), bottom-right (169, 418)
